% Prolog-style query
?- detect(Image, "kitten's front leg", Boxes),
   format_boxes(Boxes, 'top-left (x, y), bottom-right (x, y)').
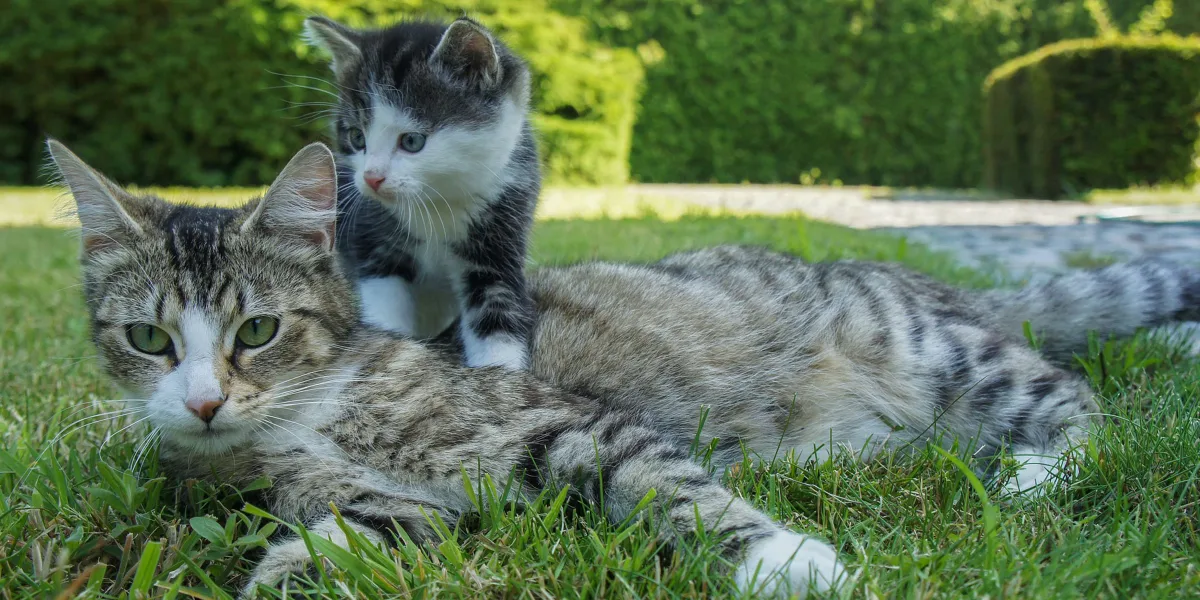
top-left (452, 244), bottom-right (534, 370)
top-left (358, 276), bottom-right (420, 336)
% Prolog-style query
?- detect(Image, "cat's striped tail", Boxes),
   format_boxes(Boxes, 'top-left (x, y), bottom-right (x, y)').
top-left (976, 258), bottom-right (1200, 362)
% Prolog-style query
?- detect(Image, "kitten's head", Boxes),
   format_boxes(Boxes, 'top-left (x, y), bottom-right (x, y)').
top-left (304, 15), bottom-right (532, 211)
top-left (49, 140), bottom-right (357, 455)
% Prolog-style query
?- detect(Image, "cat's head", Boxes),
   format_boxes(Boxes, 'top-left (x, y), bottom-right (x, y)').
top-left (48, 140), bottom-right (358, 455)
top-left (303, 15), bottom-right (531, 211)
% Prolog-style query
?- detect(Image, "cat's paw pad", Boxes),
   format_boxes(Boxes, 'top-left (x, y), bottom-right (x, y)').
top-left (735, 530), bottom-right (847, 598)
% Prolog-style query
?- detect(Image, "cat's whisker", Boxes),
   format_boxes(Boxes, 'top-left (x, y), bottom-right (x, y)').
top-left (267, 374), bottom-right (370, 396)
top-left (264, 368), bottom-right (351, 390)
top-left (99, 415), bottom-right (152, 451)
top-left (258, 416), bottom-right (340, 468)
top-left (267, 379), bottom-right (374, 401)
top-left (15, 408), bottom-right (143, 488)
top-left (51, 403), bottom-right (143, 426)
top-left (131, 426), bottom-right (163, 474)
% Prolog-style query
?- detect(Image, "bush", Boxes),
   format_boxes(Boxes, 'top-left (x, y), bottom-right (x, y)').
top-left (554, 0), bottom-right (1200, 187)
top-left (553, 0), bottom-right (1110, 187)
top-left (983, 36), bottom-right (1200, 198)
top-left (0, 0), bottom-right (642, 186)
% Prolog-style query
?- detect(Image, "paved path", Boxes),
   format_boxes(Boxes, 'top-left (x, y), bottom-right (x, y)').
top-left (636, 184), bottom-right (1200, 277)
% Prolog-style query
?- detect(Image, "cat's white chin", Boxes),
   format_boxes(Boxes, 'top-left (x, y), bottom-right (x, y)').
top-left (166, 426), bottom-right (253, 456)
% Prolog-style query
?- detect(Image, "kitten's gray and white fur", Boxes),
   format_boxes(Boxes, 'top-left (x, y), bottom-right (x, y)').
top-left (304, 15), bottom-right (539, 370)
top-left (51, 140), bottom-right (1200, 598)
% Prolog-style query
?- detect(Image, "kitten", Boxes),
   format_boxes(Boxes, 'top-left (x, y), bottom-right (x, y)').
top-left (303, 15), bottom-right (539, 371)
top-left (53, 139), bottom-right (1200, 596)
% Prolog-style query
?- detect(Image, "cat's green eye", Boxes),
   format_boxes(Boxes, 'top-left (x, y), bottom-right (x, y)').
top-left (236, 316), bottom-right (279, 348)
top-left (347, 127), bottom-right (366, 151)
top-left (127, 324), bottom-right (172, 355)
top-left (399, 132), bottom-right (426, 153)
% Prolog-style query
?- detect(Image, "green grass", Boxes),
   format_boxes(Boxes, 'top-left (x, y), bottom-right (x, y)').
top-left (2, 200), bottom-right (1199, 598)
top-left (0, 186), bottom-right (730, 228)
top-left (1082, 185), bottom-right (1200, 206)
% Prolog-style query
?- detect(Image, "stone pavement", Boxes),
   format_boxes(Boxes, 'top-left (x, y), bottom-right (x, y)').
top-left (635, 184), bottom-right (1200, 277)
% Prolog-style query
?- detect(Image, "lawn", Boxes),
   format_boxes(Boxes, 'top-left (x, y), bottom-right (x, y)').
top-left (2, 187), bottom-right (1199, 599)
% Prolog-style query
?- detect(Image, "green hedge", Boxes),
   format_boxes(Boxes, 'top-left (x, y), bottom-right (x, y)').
top-left (984, 36), bottom-right (1200, 198)
top-left (0, 0), bottom-right (642, 187)
top-left (553, 0), bottom-right (1199, 187)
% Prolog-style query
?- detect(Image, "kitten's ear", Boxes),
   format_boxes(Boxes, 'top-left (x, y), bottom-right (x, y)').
top-left (45, 138), bottom-right (144, 257)
top-left (304, 16), bottom-right (362, 76)
top-left (244, 143), bottom-right (337, 251)
top-left (430, 18), bottom-right (503, 89)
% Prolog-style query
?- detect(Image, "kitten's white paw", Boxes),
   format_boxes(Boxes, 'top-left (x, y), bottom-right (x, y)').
top-left (735, 530), bottom-right (846, 598)
top-left (462, 332), bottom-right (528, 370)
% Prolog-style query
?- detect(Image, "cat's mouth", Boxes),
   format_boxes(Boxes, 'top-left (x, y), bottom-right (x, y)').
top-left (164, 422), bottom-right (254, 456)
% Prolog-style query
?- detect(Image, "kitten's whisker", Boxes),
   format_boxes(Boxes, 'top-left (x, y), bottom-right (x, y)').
top-left (418, 191), bottom-right (448, 240)
top-left (264, 82), bottom-right (340, 99)
top-left (267, 71), bottom-right (350, 95)
top-left (417, 183), bottom-right (452, 240)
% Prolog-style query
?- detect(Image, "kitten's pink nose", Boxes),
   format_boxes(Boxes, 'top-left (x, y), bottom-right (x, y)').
top-left (186, 397), bottom-right (224, 424)
top-left (364, 173), bottom-right (386, 191)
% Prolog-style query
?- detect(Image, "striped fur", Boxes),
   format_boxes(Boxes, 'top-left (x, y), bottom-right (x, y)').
top-left (977, 259), bottom-right (1200, 362)
top-left (53, 142), bottom-right (1200, 597)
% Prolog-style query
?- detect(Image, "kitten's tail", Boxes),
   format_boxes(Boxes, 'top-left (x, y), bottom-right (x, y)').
top-left (976, 258), bottom-right (1200, 361)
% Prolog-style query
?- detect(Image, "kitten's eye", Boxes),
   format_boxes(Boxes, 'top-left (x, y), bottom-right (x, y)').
top-left (127, 324), bottom-right (172, 355)
top-left (236, 316), bottom-right (279, 348)
top-left (398, 132), bottom-right (426, 153)
top-left (347, 127), bottom-right (366, 151)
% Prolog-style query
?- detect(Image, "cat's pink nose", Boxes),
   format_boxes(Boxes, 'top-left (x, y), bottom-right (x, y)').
top-left (364, 173), bottom-right (386, 191)
top-left (186, 397), bottom-right (224, 423)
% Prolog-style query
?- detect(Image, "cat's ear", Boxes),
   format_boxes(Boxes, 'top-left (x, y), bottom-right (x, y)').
top-left (244, 143), bottom-right (337, 251)
top-left (45, 138), bottom-right (144, 257)
top-left (304, 16), bottom-right (362, 76)
top-left (430, 17), bottom-right (503, 89)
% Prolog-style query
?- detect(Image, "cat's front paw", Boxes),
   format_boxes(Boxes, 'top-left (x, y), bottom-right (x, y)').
top-left (735, 530), bottom-right (847, 598)
top-left (462, 333), bottom-right (528, 370)
top-left (240, 539), bottom-right (323, 598)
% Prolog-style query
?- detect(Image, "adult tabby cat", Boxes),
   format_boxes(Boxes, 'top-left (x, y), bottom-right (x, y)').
top-left (50, 141), bottom-right (1200, 597)
top-left (304, 15), bottom-right (540, 371)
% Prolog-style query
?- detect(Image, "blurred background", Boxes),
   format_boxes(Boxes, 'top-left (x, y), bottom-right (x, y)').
top-left (1, 0), bottom-right (1197, 198)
